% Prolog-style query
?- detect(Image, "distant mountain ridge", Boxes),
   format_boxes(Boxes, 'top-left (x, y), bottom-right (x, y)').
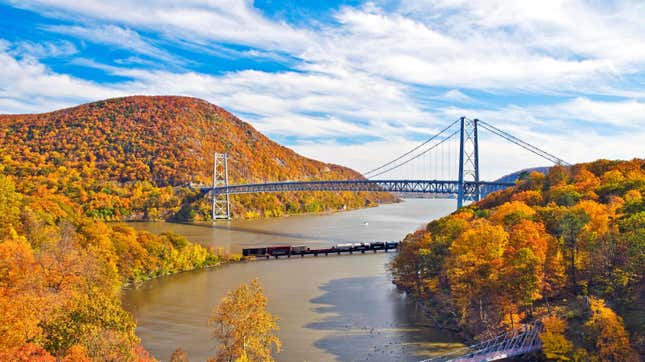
top-left (495, 166), bottom-right (551, 184)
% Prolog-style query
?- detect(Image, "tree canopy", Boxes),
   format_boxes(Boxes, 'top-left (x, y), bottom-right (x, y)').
top-left (208, 279), bottom-right (281, 362)
top-left (390, 159), bottom-right (644, 359)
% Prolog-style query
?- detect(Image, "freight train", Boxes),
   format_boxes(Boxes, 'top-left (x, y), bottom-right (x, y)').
top-left (242, 241), bottom-right (400, 258)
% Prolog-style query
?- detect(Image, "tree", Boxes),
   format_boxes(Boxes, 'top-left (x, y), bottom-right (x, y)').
top-left (555, 209), bottom-right (590, 295)
top-left (0, 174), bottom-right (23, 239)
top-left (169, 348), bottom-right (189, 362)
top-left (447, 220), bottom-right (509, 327)
top-left (539, 315), bottom-right (573, 361)
top-left (584, 297), bottom-right (637, 361)
top-left (389, 230), bottom-right (434, 295)
top-left (489, 201), bottom-right (535, 227)
top-left (208, 279), bottom-right (280, 362)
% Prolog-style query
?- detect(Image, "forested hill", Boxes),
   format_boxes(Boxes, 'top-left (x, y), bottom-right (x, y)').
top-left (391, 159), bottom-right (644, 360)
top-left (0, 96), bottom-right (393, 220)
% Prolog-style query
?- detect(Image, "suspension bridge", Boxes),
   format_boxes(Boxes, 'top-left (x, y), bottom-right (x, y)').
top-left (203, 117), bottom-right (569, 219)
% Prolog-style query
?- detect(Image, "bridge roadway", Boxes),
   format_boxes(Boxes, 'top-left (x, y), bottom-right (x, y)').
top-left (200, 179), bottom-right (514, 196)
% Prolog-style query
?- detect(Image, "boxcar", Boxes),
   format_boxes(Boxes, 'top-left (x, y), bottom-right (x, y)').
top-left (290, 245), bottom-right (307, 254)
top-left (267, 246), bottom-right (291, 256)
top-left (242, 247), bottom-right (267, 257)
top-left (334, 243), bottom-right (353, 251)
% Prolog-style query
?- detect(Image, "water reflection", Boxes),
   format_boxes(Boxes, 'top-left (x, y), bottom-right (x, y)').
top-left (307, 277), bottom-right (461, 362)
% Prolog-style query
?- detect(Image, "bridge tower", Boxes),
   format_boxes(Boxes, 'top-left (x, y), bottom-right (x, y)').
top-left (212, 153), bottom-right (231, 220)
top-left (457, 117), bottom-right (480, 208)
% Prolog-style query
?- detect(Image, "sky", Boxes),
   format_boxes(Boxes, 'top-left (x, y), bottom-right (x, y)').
top-left (0, 0), bottom-right (644, 179)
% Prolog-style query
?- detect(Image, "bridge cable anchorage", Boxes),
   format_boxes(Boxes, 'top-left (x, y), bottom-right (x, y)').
top-left (477, 120), bottom-right (570, 166)
top-left (366, 129), bottom-right (460, 179)
top-left (362, 118), bottom-right (460, 177)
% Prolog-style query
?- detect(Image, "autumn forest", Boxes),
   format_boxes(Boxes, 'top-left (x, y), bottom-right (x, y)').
top-left (390, 159), bottom-right (644, 360)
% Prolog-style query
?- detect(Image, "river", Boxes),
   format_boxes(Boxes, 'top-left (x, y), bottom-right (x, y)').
top-left (122, 199), bottom-right (464, 362)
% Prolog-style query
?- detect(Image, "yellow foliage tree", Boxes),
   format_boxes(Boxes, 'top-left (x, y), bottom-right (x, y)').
top-left (0, 174), bottom-right (23, 239)
top-left (489, 201), bottom-right (536, 227)
top-left (0, 238), bottom-right (46, 352)
top-left (208, 279), bottom-right (281, 362)
top-left (539, 315), bottom-right (573, 361)
top-left (584, 297), bottom-right (636, 361)
top-left (447, 220), bottom-right (509, 325)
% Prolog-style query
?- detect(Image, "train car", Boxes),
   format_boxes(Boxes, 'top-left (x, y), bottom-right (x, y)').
top-left (386, 241), bottom-right (399, 249)
top-left (290, 245), bottom-right (307, 254)
top-left (370, 241), bottom-right (385, 249)
top-left (353, 242), bottom-right (370, 251)
top-left (334, 243), bottom-right (353, 251)
top-left (267, 246), bottom-right (291, 256)
top-left (242, 247), bottom-right (268, 257)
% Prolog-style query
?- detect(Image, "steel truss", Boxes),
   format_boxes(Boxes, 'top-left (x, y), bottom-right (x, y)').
top-left (205, 179), bottom-right (512, 197)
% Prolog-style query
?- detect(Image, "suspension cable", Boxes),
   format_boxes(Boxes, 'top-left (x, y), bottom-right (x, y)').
top-left (362, 118), bottom-right (460, 176)
top-left (477, 120), bottom-right (570, 166)
top-left (368, 129), bottom-right (460, 179)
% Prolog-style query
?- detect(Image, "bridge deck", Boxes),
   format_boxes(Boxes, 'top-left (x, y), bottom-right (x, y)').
top-left (200, 179), bottom-right (514, 196)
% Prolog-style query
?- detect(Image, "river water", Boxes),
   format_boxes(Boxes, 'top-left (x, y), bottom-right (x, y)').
top-left (122, 199), bottom-right (464, 362)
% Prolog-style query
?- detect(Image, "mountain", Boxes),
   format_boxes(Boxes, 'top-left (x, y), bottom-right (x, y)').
top-left (0, 96), bottom-right (394, 220)
top-left (494, 166), bottom-right (551, 184)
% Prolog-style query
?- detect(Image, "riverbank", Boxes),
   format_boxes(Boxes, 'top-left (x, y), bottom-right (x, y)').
top-left (121, 254), bottom-right (240, 289)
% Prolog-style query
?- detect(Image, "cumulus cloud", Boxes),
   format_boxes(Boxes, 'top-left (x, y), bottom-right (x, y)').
top-left (0, 47), bottom-right (120, 114)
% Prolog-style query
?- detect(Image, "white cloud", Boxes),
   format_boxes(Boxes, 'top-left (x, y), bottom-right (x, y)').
top-left (439, 90), bottom-right (474, 103)
top-left (44, 24), bottom-right (177, 63)
top-left (540, 97), bottom-right (645, 128)
top-left (301, 3), bottom-right (641, 93)
top-left (0, 48), bottom-right (120, 114)
top-left (10, 0), bottom-right (314, 53)
top-left (9, 40), bottom-right (78, 58)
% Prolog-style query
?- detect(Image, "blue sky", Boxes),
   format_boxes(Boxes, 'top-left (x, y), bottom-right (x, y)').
top-left (1, 0), bottom-right (644, 178)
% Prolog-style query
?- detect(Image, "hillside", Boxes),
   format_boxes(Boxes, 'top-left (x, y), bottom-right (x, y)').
top-left (391, 159), bottom-right (644, 360)
top-left (0, 96), bottom-right (394, 220)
